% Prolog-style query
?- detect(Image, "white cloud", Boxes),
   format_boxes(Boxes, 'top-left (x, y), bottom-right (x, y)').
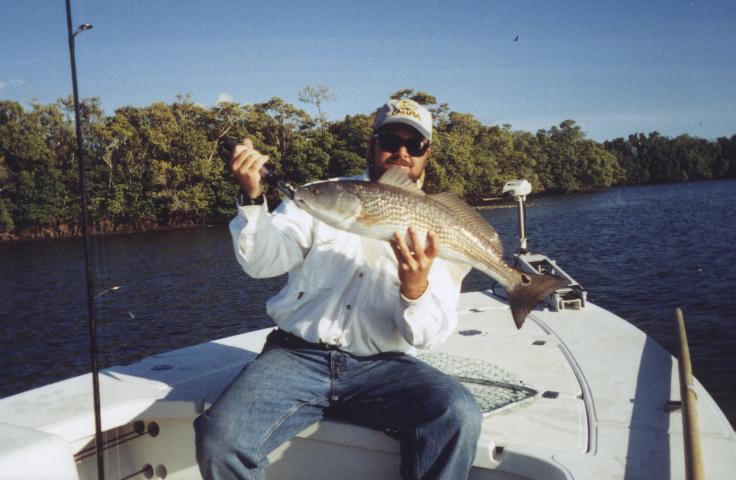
top-left (0, 79), bottom-right (24, 92)
top-left (217, 92), bottom-right (234, 103)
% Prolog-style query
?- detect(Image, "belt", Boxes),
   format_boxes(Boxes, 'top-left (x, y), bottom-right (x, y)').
top-left (268, 328), bottom-right (342, 351)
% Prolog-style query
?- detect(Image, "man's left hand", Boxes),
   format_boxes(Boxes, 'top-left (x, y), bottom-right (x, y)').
top-left (390, 227), bottom-right (439, 300)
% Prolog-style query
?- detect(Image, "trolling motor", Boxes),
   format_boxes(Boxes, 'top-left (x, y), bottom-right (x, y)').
top-left (502, 179), bottom-right (588, 311)
top-left (219, 139), bottom-right (296, 199)
top-left (502, 180), bottom-right (532, 254)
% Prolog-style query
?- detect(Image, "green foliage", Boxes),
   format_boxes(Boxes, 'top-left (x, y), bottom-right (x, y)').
top-left (328, 150), bottom-right (365, 178)
top-left (329, 113), bottom-right (373, 157)
top-left (298, 85), bottom-right (335, 131)
top-left (532, 120), bottom-right (623, 193)
top-left (0, 91), bottom-right (732, 239)
top-left (281, 134), bottom-right (330, 185)
top-left (0, 197), bottom-right (14, 233)
top-left (603, 132), bottom-right (735, 185)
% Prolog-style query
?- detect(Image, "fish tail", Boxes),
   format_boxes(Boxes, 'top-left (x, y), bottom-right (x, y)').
top-left (507, 272), bottom-right (568, 329)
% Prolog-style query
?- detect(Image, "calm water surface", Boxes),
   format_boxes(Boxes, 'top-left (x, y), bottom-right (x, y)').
top-left (1, 179), bottom-right (735, 425)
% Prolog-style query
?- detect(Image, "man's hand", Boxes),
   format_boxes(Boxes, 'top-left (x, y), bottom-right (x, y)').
top-left (390, 227), bottom-right (439, 300)
top-left (231, 138), bottom-right (269, 199)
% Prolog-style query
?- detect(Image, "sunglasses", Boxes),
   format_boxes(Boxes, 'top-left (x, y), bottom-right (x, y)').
top-left (373, 132), bottom-right (430, 156)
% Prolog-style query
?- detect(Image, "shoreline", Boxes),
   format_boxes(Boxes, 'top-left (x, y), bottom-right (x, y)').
top-left (0, 222), bottom-right (223, 243)
top-left (3, 178), bottom-right (733, 242)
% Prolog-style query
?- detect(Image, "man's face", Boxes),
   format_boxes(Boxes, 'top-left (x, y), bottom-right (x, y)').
top-left (367, 123), bottom-right (432, 182)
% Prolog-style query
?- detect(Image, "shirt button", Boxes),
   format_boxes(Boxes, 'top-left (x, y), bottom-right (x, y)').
top-left (346, 304), bottom-right (352, 310)
top-left (358, 272), bottom-right (364, 278)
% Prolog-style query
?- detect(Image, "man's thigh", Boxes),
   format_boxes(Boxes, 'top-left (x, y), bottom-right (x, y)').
top-left (199, 342), bottom-right (332, 459)
top-left (337, 353), bottom-right (479, 431)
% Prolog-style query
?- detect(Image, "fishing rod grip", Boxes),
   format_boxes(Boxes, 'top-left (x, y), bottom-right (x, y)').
top-left (219, 139), bottom-right (279, 188)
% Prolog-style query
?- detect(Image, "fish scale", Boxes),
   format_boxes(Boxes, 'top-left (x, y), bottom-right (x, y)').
top-left (357, 181), bottom-right (519, 286)
top-left (293, 169), bottom-right (567, 328)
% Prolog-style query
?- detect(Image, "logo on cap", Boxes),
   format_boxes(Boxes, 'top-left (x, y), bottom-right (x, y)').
top-left (374, 98), bottom-right (432, 141)
top-left (391, 100), bottom-right (422, 121)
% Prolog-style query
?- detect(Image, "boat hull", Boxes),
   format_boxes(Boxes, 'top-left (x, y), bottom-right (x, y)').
top-left (2, 292), bottom-right (735, 479)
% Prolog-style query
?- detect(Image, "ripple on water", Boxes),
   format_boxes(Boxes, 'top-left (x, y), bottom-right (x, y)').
top-left (1, 180), bottom-right (735, 427)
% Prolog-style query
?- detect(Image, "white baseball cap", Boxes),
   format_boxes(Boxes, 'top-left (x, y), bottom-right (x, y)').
top-left (373, 99), bottom-right (433, 141)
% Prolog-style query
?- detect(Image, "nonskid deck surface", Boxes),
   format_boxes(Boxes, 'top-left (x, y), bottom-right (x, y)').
top-left (1, 291), bottom-right (735, 479)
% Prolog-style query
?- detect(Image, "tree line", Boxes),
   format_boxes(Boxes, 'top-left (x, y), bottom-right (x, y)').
top-left (1, 88), bottom-right (734, 240)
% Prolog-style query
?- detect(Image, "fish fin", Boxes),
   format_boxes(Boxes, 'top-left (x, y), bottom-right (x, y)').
top-left (429, 192), bottom-right (503, 254)
top-left (507, 273), bottom-right (568, 329)
top-left (378, 169), bottom-right (424, 194)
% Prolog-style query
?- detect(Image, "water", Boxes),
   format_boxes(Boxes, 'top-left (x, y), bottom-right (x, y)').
top-left (1, 179), bottom-right (735, 426)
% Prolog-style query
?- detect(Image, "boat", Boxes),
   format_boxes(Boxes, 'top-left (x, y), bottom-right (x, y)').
top-left (1, 180), bottom-right (734, 480)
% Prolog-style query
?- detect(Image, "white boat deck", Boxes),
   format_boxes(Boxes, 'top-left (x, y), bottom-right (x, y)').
top-left (1, 290), bottom-right (735, 479)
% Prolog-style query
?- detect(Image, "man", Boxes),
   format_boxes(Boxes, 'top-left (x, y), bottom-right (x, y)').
top-left (195, 99), bottom-right (482, 479)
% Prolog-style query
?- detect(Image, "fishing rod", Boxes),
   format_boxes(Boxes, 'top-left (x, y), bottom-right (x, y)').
top-left (64, 1), bottom-right (105, 479)
top-left (219, 139), bottom-right (296, 199)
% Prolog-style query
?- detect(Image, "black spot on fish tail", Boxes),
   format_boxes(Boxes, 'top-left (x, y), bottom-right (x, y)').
top-left (507, 273), bottom-right (568, 329)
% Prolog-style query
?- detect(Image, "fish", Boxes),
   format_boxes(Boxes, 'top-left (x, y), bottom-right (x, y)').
top-left (292, 168), bottom-right (568, 328)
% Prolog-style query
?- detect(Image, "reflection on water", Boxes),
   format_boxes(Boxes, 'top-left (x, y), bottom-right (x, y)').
top-left (1, 179), bottom-right (735, 425)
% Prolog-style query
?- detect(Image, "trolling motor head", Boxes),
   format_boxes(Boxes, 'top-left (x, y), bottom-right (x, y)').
top-left (502, 179), bottom-right (532, 199)
top-left (502, 179), bottom-right (532, 254)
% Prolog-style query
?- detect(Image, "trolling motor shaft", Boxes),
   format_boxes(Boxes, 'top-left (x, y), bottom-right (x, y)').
top-left (502, 179), bottom-right (532, 254)
top-left (516, 196), bottom-right (528, 254)
top-left (220, 139), bottom-right (296, 199)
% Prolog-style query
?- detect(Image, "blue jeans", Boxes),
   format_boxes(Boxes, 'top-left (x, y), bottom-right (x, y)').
top-left (194, 330), bottom-right (482, 480)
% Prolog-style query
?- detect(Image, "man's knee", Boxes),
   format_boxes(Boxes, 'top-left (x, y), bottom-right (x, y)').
top-left (440, 383), bottom-right (483, 439)
top-left (194, 412), bottom-right (263, 476)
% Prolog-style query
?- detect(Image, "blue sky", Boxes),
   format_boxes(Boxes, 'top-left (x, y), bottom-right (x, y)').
top-left (2, 0), bottom-right (735, 141)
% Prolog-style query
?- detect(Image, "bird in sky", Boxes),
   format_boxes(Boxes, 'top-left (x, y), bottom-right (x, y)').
top-left (514, 35), bottom-right (519, 41)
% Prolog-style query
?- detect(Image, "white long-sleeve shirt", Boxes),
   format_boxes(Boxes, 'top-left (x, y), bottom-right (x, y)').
top-left (229, 174), bottom-right (470, 356)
